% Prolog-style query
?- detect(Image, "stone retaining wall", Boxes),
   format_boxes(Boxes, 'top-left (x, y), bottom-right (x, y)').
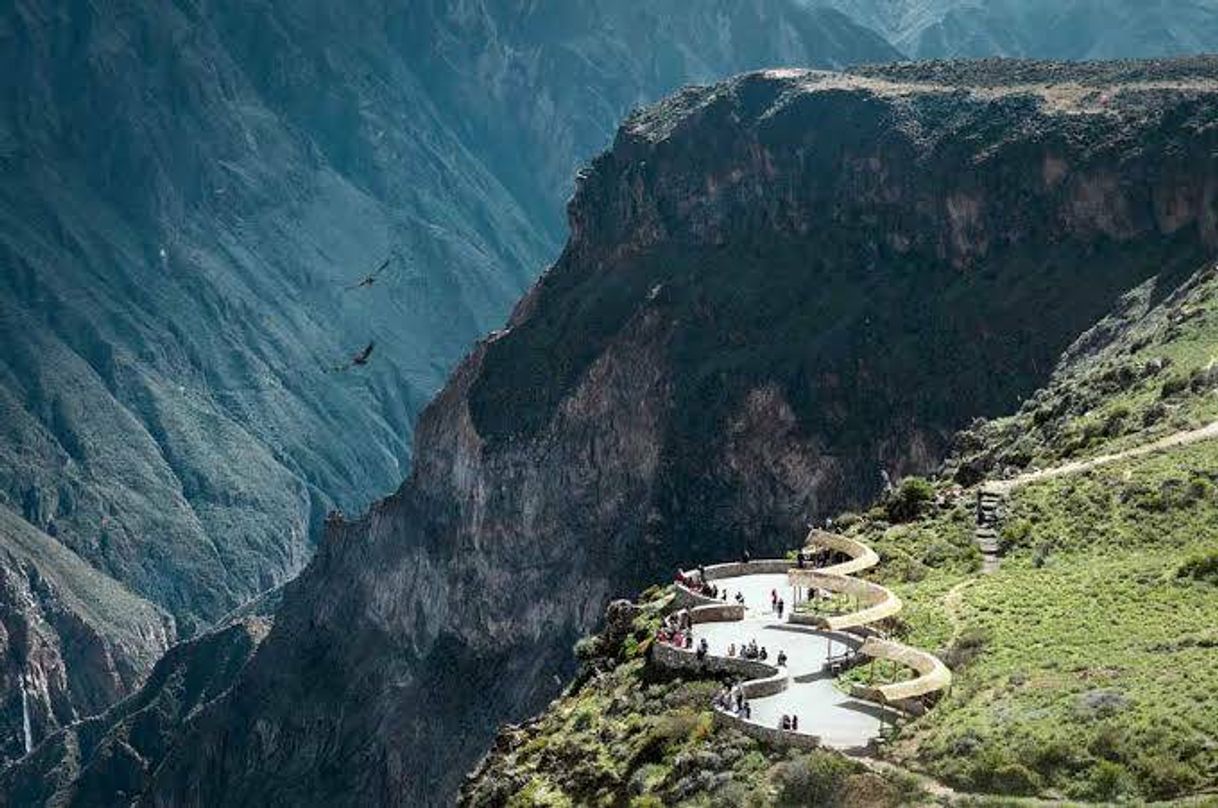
top-left (712, 709), bottom-right (822, 750)
top-left (672, 584), bottom-right (721, 610)
top-left (689, 603), bottom-right (744, 624)
top-left (651, 641), bottom-right (786, 697)
top-left (702, 560), bottom-right (793, 580)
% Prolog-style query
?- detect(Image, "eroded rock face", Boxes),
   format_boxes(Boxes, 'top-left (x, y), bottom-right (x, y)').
top-left (0, 617), bottom-right (268, 806)
top-left (0, 506), bottom-right (173, 768)
top-left (80, 60), bottom-right (1218, 806)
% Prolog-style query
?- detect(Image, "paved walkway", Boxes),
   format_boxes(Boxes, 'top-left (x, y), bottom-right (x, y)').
top-left (690, 573), bottom-right (887, 749)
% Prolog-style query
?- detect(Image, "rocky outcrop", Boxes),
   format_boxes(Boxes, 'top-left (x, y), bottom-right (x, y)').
top-left (46, 59), bottom-right (1218, 806)
top-left (0, 505), bottom-right (173, 768)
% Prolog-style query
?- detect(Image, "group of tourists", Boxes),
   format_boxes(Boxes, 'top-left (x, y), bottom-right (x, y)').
top-left (714, 685), bottom-right (752, 719)
top-left (675, 568), bottom-right (722, 599)
top-left (779, 714), bottom-right (800, 732)
top-left (656, 626), bottom-right (693, 649)
top-left (727, 639), bottom-right (769, 661)
top-left (796, 546), bottom-right (837, 570)
top-left (656, 608), bottom-right (694, 648)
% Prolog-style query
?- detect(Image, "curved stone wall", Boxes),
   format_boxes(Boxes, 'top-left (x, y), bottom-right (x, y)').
top-left (786, 531), bottom-right (950, 708)
top-left (785, 569), bottom-right (903, 631)
top-left (651, 637), bottom-right (786, 696)
top-left (805, 530), bottom-right (880, 576)
top-left (849, 637), bottom-right (952, 705)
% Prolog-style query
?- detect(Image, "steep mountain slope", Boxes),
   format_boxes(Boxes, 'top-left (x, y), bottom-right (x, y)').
top-left (0, 616), bottom-right (268, 807)
top-left (0, 0), bottom-right (896, 761)
top-left (1, 0), bottom-right (548, 636)
top-left (812, 0), bottom-right (1218, 59)
top-left (406, 0), bottom-right (901, 237)
top-left (95, 60), bottom-right (1218, 807)
top-left (0, 505), bottom-right (173, 767)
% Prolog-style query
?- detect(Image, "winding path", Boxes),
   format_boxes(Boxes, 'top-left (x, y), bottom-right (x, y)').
top-left (989, 420), bottom-right (1218, 495)
top-left (975, 420), bottom-right (1218, 569)
top-left (663, 529), bottom-right (951, 751)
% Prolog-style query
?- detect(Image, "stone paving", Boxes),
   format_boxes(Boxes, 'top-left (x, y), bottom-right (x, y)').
top-left (689, 573), bottom-right (887, 750)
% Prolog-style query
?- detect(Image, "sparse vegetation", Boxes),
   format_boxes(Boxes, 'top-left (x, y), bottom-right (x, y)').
top-left (462, 591), bottom-right (922, 807)
top-left (846, 437), bottom-right (1218, 803)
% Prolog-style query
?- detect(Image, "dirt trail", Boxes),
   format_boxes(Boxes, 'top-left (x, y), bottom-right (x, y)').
top-left (941, 578), bottom-right (975, 646)
top-left (988, 421), bottom-right (1218, 494)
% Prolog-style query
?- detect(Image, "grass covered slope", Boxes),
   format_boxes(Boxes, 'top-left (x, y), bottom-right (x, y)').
top-left (849, 439), bottom-right (1218, 802)
top-left (848, 264), bottom-right (1218, 801)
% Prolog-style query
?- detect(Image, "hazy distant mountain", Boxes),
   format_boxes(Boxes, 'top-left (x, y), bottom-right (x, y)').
top-left (809, 0), bottom-right (1218, 59)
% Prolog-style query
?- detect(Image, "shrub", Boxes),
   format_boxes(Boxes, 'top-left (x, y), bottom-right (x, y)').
top-left (1088, 722), bottom-right (1129, 761)
top-left (942, 627), bottom-right (989, 671)
top-left (1160, 374), bottom-right (1190, 398)
top-left (1029, 736), bottom-right (1087, 777)
top-left (507, 777), bottom-right (573, 808)
top-left (1000, 518), bottom-right (1032, 551)
top-left (1087, 760), bottom-right (1133, 801)
top-left (772, 751), bottom-right (856, 807)
top-left (1176, 550), bottom-right (1218, 585)
top-left (1133, 753), bottom-right (1199, 799)
top-left (574, 635), bottom-right (603, 661)
top-left (1142, 401), bottom-right (1168, 426)
top-left (921, 540), bottom-right (960, 568)
top-left (834, 511), bottom-right (861, 530)
top-left (983, 762), bottom-right (1042, 796)
top-left (885, 477), bottom-right (935, 523)
top-left (1101, 405), bottom-right (1131, 437)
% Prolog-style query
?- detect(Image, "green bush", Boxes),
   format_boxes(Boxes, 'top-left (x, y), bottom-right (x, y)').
top-left (574, 635), bottom-right (603, 661)
top-left (834, 511), bottom-right (861, 530)
top-left (886, 477), bottom-right (935, 523)
top-left (942, 627), bottom-right (988, 671)
top-left (1176, 550), bottom-right (1218, 585)
top-left (1000, 518), bottom-right (1032, 551)
top-left (1133, 753), bottom-right (1200, 799)
top-left (1160, 374), bottom-right (1190, 398)
top-left (772, 751), bottom-right (856, 807)
top-left (1087, 760), bottom-right (1133, 801)
top-left (985, 762), bottom-right (1042, 796)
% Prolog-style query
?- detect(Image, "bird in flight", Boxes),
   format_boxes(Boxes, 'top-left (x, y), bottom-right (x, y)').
top-left (346, 257), bottom-right (394, 291)
top-left (327, 341), bottom-right (376, 373)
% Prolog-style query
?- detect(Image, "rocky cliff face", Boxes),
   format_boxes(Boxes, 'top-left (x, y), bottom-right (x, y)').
top-left (99, 60), bottom-right (1218, 807)
top-left (0, 505), bottom-right (173, 768)
top-left (0, 616), bottom-right (267, 806)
